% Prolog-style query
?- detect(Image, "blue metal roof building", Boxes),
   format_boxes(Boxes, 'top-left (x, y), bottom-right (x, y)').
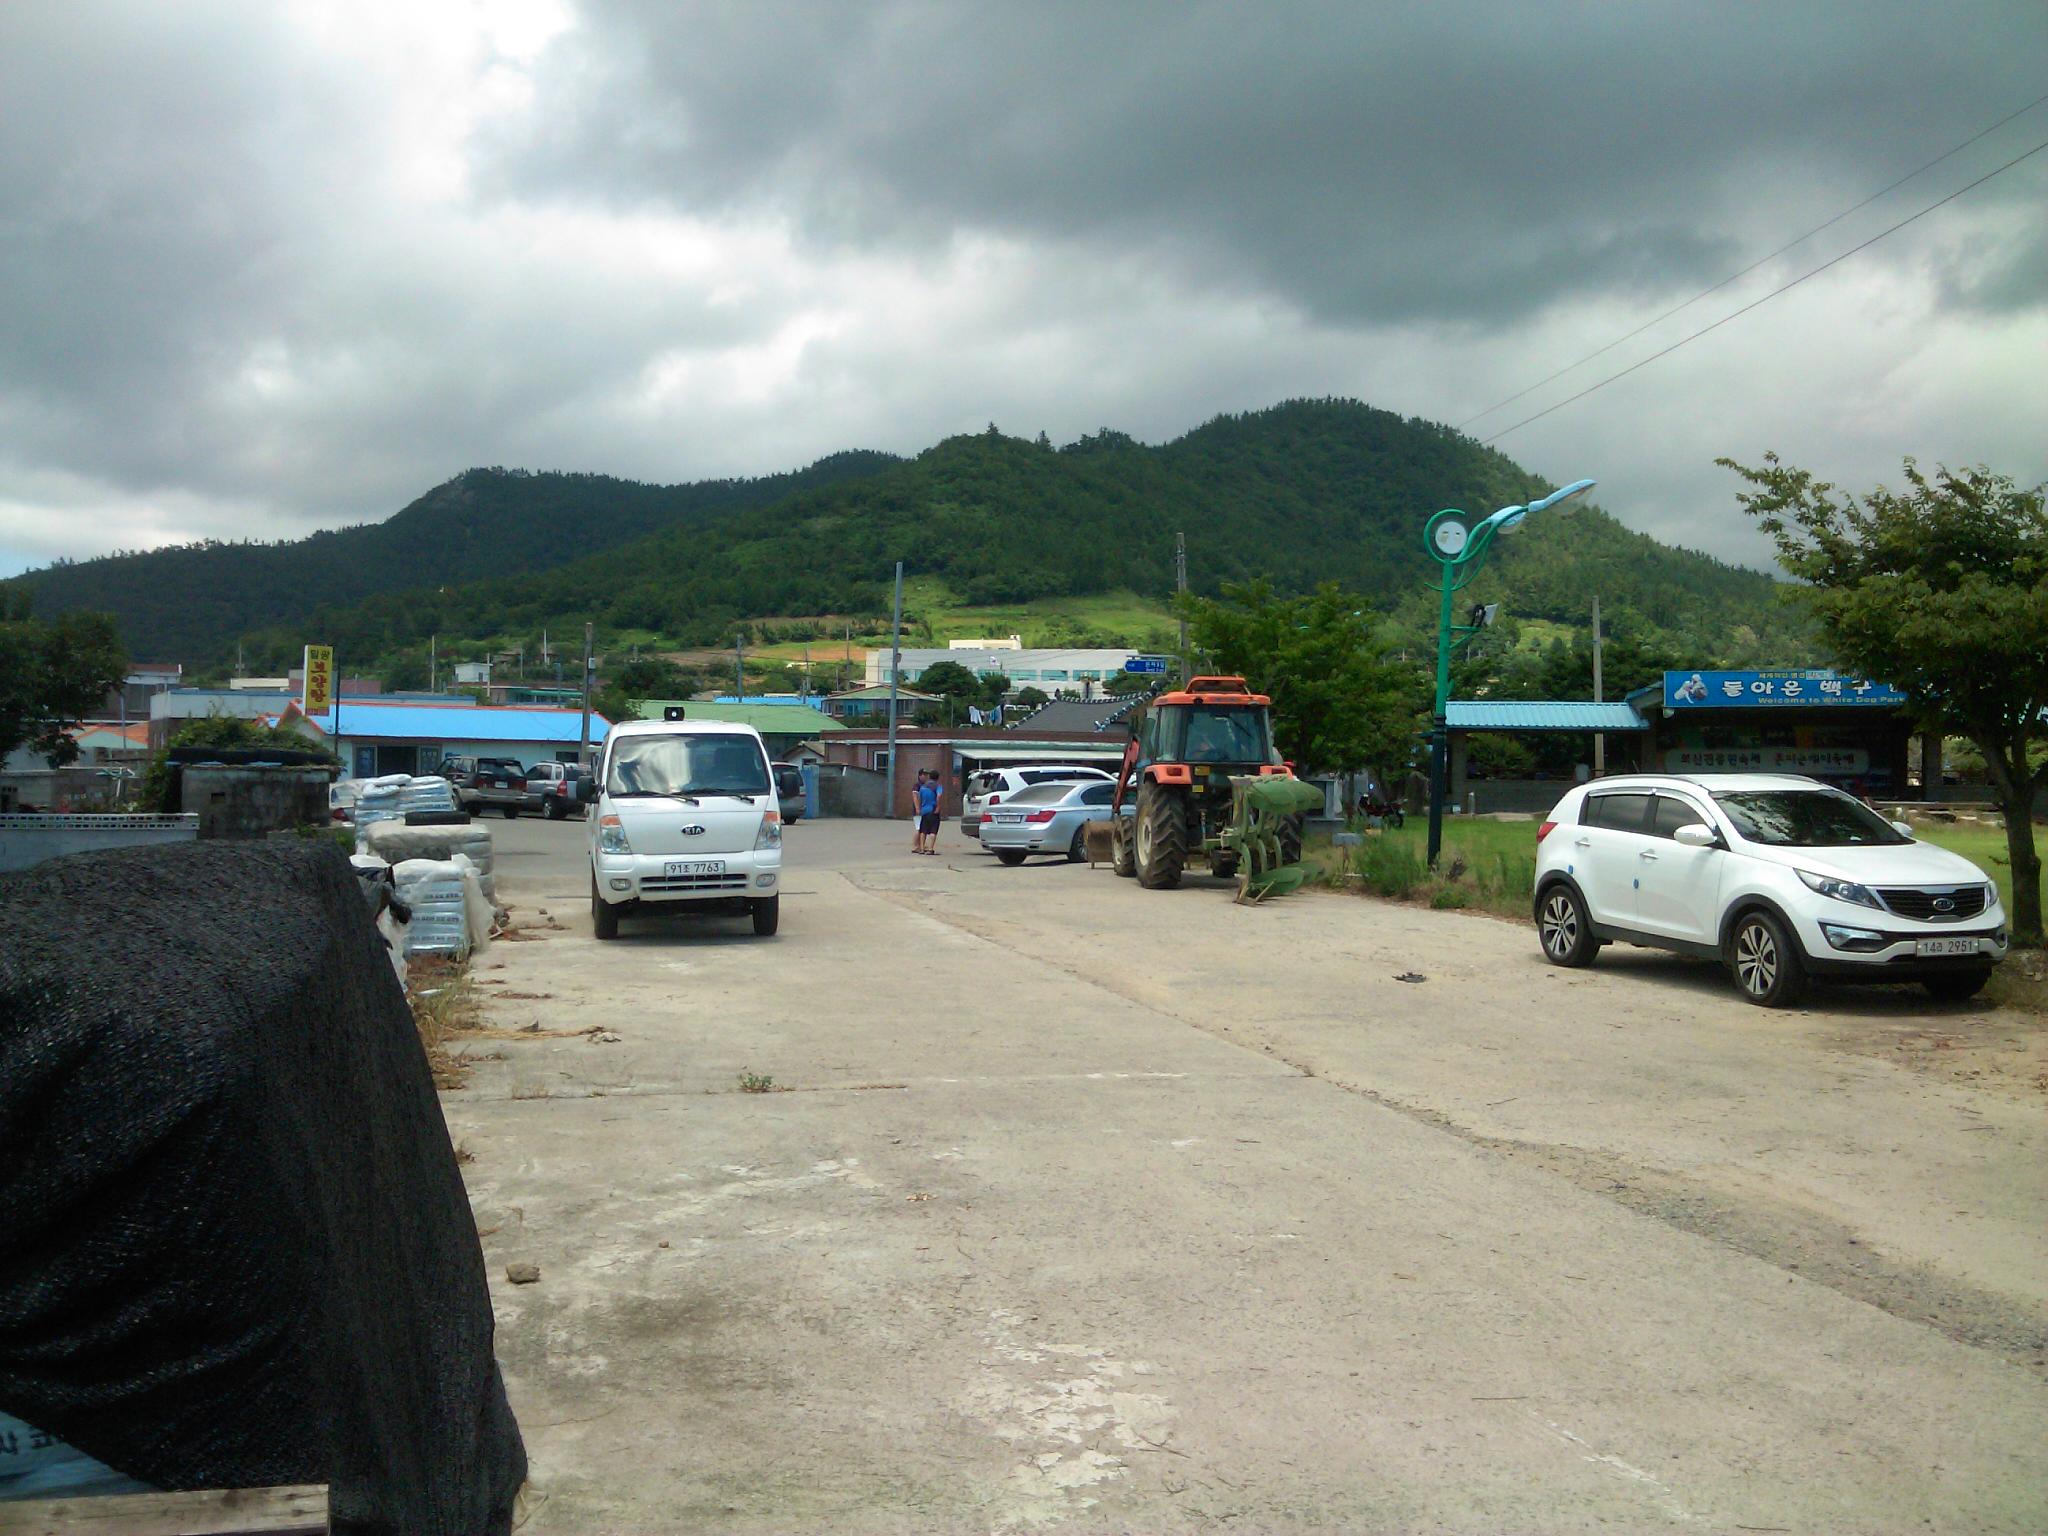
top-left (303, 702), bottom-right (612, 779)
top-left (1445, 701), bottom-right (1647, 733)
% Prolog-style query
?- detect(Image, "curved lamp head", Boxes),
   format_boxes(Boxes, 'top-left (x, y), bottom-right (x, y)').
top-left (1528, 477), bottom-right (1596, 515)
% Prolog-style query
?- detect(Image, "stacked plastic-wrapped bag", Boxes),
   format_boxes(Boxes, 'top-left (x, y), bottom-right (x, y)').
top-left (392, 858), bottom-right (470, 959)
top-left (399, 775), bottom-right (460, 818)
top-left (351, 772), bottom-right (459, 831)
top-left (352, 774), bottom-right (412, 829)
top-left (362, 820), bottom-right (498, 906)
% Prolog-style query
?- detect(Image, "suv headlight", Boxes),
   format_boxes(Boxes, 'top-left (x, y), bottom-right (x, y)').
top-left (754, 809), bottom-right (782, 851)
top-left (1983, 882), bottom-right (2002, 909)
top-left (1796, 869), bottom-right (1880, 909)
top-left (598, 813), bottom-right (632, 854)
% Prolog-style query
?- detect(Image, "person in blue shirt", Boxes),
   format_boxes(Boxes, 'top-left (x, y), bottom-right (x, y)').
top-left (915, 770), bottom-right (943, 855)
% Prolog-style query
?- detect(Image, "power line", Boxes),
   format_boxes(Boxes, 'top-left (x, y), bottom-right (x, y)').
top-left (1480, 134), bottom-right (2048, 446)
top-left (1458, 89), bottom-right (2048, 429)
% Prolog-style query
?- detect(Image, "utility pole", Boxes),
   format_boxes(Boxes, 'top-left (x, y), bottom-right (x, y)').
top-left (430, 634), bottom-right (437, 693)
top-left (734, 630), bottom-right (745, 700)
top-left (887, 561), bottom-right (904, 817)
top-left (1174, 531), bottom-right (1189, 683)
top-left (1591, 595), bottom-right (1605, 778)
top-left (802, 643), bottom-right (811, 702)
top-left (578, 622), bottom-right (594, 769)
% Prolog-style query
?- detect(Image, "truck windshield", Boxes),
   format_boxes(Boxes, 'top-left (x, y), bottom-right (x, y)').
top-left (1180, 707), bottom-right (1270, 764)
top-left (608, 734), bottom-right (770, 798)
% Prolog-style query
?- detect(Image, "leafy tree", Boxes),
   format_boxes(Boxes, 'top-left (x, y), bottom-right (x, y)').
top-left (1180, 580), bottom-right (1420, 773)
top-left (1106, 670), bottom-right (1154, 696)
top-left (615, 654), bottom-right (686, 699)
top-left (0, 594), bottom-right (126, 765)
top-left (975, 671), bottom-right (1012, 710)
top-left (1013, 686), bottom-right (1050, 709)
top-left (915, 660), bottom-right (980, 701)
top-left (591, 683), bottom-right (642, 726)
top-left (1723, 454), bottom-right (2048, 945)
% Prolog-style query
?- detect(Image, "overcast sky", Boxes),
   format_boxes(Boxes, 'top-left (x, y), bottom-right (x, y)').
top-left (3, 0), bottom-right (2044, 579)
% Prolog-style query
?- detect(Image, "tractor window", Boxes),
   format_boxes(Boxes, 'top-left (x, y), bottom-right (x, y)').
top-left (1181, 707), bottom-right (1270, 764)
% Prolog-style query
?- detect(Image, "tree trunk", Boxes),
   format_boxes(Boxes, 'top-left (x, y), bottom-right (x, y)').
top-left (2002, 779), bottom-right (2043, 949)
top-left (1980, 735), bottom-right (2043, 947)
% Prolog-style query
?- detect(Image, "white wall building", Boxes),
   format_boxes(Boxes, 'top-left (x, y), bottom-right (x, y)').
top-left (865, 647), bottom-right (1165, 692)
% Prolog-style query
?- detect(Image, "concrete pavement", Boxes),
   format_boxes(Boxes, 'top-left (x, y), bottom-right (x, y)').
top-left (446, 815), bottom-right (2048, 1533)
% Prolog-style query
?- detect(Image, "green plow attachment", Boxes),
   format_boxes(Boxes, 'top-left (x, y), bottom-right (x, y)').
top-left (1221, 775), bottom-right (1326, 902)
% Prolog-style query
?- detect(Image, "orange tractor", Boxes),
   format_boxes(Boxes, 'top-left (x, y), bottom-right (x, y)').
top-left (1109, 676), bottom-right (1325, 897)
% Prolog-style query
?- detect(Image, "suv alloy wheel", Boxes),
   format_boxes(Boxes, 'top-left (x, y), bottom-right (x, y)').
top-left (1536, 884), bottom-right (1600, 967)
top-left (1729, 909), bottom-right (1805, 1008)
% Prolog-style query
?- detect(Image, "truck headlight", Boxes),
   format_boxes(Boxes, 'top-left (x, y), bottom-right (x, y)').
top-left (1797, 869), bottom-right (1880, 909)
top-left (598, 813), bottom-right (632, 854)
top-left (754, 809), bottom-right (782, 851)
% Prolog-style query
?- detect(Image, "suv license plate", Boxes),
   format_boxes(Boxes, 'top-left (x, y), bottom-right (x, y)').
top-left (1915, 937), bottom-right (1979, 957)
top-left (665, 859), bottom-right (726, 877)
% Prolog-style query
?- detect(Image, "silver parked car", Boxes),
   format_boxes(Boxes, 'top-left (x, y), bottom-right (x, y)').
top-left (980, 779), bottom-right (1122, 865)
top-left (961, 764), bottom-right (1112, 839)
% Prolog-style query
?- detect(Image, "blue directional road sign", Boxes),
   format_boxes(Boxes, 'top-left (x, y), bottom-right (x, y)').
top-left (1123, 656), bottom-right (1170, 674)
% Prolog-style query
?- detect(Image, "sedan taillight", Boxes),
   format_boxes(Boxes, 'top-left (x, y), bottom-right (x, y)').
top-left (1025, 809), bottom-right (1057, 823)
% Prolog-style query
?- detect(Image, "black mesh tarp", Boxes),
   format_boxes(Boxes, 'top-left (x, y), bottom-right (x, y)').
top-left (0, 840), bottom-right (525, 1532)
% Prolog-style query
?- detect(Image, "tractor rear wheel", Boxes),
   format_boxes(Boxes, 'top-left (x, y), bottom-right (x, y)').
top-left (1278, 814), bottom-right (1304, 868)
top-left (1110, 815), bottom-right (1137, 878)
top-left (1135, 782), bottom-right (1186, 889)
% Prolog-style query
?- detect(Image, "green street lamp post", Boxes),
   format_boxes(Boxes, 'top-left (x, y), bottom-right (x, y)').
top-left (1423, 477), bottom-right (1595, 867)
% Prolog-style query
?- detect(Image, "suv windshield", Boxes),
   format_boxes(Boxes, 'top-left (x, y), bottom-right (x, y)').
top-left (607, 734), bottom-right (770, 798)
top-left (1712, 789), bottom-right (1908, 848)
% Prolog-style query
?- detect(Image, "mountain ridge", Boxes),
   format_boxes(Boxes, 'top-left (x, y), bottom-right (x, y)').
top-left (6, 399), bottom-right (1799, 671)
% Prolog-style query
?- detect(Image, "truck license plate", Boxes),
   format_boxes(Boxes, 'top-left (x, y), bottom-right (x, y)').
top-left (1915, 937), bottom-right (1978, 957)
top-left (665, 859), bottom-right (726, 877)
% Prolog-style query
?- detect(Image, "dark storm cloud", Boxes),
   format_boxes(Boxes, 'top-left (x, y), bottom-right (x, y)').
top-left (0, 1), bottom-right (2042, 575)
top-left (494, 0), bottom-right (2048, 326)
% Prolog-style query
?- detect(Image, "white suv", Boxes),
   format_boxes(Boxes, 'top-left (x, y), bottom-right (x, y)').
top-left (961, 765), bottom-right (1113, 840)
top-left (1532, 773), bottom-right (2006, 1006)
top-left (588, 717), bottom-right (782, 939)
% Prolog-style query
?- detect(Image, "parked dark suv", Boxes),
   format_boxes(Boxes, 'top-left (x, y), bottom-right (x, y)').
top-left (525, 761), bottom-right (591, 819)
top-left (444, 755), bottom-right (529, 817)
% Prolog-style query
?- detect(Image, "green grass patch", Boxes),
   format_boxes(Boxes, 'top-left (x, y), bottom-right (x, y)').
top-left (1307, 816), bottom-right (1540, 920)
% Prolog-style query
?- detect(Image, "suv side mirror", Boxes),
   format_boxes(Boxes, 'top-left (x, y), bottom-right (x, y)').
top-left (1673, 823), bottom-right (1718, 849)
top-left (1889, 818), bottom-right (1914, 838)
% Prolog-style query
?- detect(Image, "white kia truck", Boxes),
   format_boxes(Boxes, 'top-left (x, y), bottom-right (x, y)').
top-left (587, 713), bottom-right (782, 939)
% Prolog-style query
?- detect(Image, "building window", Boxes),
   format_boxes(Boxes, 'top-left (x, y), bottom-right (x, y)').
top-left (1042, 670), bottom-right (1070, 681)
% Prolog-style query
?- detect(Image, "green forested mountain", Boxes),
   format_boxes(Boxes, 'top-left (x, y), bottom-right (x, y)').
top-left (7, 451), bottom-right (899, 661)
top-left (10, 399), bottom-right (1803, 672)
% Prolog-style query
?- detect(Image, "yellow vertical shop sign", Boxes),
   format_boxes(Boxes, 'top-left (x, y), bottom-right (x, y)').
top-left (302, 645), bottom-right (334, 712)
